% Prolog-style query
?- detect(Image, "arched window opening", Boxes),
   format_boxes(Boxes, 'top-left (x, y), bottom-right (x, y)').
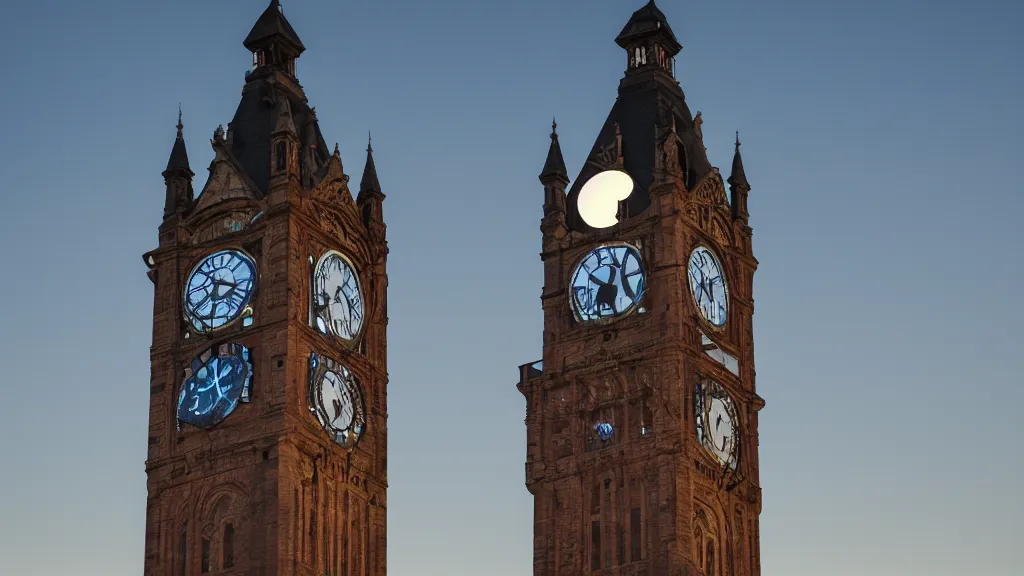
top-left (252, 50), bottom-right (266, 70)
top-left (640, 46), bottom-right (647, 65)
top-left (634, 47), bottom-right (642, 68)
top-left (223, 524), bottom-right (235, 568)
top-left (275, 141), bottom-right (288, 172)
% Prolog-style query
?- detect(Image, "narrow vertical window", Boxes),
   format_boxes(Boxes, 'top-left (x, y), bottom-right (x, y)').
top-left (640, 46), bottom-right (647, 65)
top-left (634, 47), bottom-right (641, 67)
top-left (223, 524), bottom-right (235, 568)
top-left (201, 537), bottom-right (211, 573)
top-left (275, 141), bottom-right (287, 172)
top-left (706, 540), bottom-right (716, 576)
top-left (630, 508), bottom-right (642, 561)
top-left (591, 520), bottom-right (602, 571)
top-left (178, 524), bottom-right (187, 576)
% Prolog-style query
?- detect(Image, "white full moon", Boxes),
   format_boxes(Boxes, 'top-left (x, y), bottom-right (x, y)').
top-left (577, 170), bottom-right (634, 228)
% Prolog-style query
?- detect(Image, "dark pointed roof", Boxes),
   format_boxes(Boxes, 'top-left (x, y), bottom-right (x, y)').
top-left (224, 81), bottom-right (330, 194)
top-left (244, 0), bottom-right (305, 53)
top-left (359, 134), bottom-right (382, 193)
top-left (565, 81), bottom-right (711, 229)
top-left (540, 118), bottom-right (568, 183)
top-left (165, 107), bottom-right (193, 175)
top-left (616, 1), bottom-right (681, 54)
top-left (728, 132), bottom-right (749, 189)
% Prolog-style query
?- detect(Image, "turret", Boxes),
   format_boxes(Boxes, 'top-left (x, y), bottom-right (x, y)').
top-left (615, 0), bottom-right (680, 76)
top-left (162, 107), bottom-right (194, 218)
top-left (244, 0), bottom-right (304, 78)
top-left (269, 96), bottom-right (300, 191)
top-left (357, 135), bottom-right (386, 241)
top-left (539, 118), bottom-right (569, 218)
top-left (728, 131), bottom-right (750, 224)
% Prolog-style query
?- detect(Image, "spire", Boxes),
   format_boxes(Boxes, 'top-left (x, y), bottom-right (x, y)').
top-left (729, 131), bottom-right (751, 223)
top-left (728, 131), bottom-right (748, 189)
top-left (360, 132), bottom-right (382, 194)
top-left (244, 0), bottom-right (305, 55)
top-left (165, 105), bottom-right (192, 175)
top-left (540, 118), bottom-right (568, 184)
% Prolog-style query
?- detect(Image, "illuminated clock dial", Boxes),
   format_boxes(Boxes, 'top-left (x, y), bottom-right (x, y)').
top-left (687, 246), bottom-right (728, 327)
top-left (569, 243), bottom-right (646, 323)
top-left (176, 343), bottom-right (252, 430)
top-left (694, 379), bottom-right (739, 469)
top-left (183, 249), bottom-right (257, 333)
top-left (309, 353), bottom-right (366, 450)
top-left (312, 251), bottom-right (364, 341)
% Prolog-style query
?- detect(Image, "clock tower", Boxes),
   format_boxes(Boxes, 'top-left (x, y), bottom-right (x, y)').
top-left (517, 3), bottom-right (764, 576)
top-left (142, 2), bottom-right (388, 575)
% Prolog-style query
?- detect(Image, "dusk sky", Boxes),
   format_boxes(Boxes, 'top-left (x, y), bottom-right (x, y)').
top-left (0, 0), bottom-right (1021, 574)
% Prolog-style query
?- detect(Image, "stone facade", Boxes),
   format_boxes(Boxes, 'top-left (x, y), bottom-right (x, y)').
top-left (142, 2), bottom-right (388, 575)
top-left (517, 3), bottom-right (764, 576)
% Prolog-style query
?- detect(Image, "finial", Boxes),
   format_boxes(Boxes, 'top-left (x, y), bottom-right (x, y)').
top-left (735, 130), bottom-right (741, 149)
top-left (551, 117), bottom-right (558, 137)
top-left (213, 124), bottom-right (225, 143)
top-left (367, 130), bottom-right (373, 153)
top-left (176, 104), bottom-right (183, 137)
top-left (333, 142), bottom-right (340, 156)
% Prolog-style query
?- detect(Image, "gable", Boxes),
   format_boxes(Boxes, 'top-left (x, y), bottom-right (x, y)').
top-left (193, 151), bottom-right (260, 214)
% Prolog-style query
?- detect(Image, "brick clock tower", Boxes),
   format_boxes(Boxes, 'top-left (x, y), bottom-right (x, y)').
top-left (142, 2), bottom-right (388, 575)
top-left (517, 3), bottom-right (764, 576)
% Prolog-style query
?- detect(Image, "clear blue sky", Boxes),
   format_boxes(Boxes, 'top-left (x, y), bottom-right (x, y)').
top-left (0, 0), bottom-right (1021, 574)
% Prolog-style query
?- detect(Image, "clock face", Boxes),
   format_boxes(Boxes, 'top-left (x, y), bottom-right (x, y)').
top-left (309, 353), bottom-right (366, 450)
top-left (176, 343), bottom-right (252, 430)
top-left (569, 244), bottom-right (646, 323)
top-left (183, 249), bottom-right (257, 333)
top-left (687, 247), bottom-right (728, 327)
top-left (694, 379), bottom-right (739, 469)
top-left (312, 251), bottom-right (364, 341)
